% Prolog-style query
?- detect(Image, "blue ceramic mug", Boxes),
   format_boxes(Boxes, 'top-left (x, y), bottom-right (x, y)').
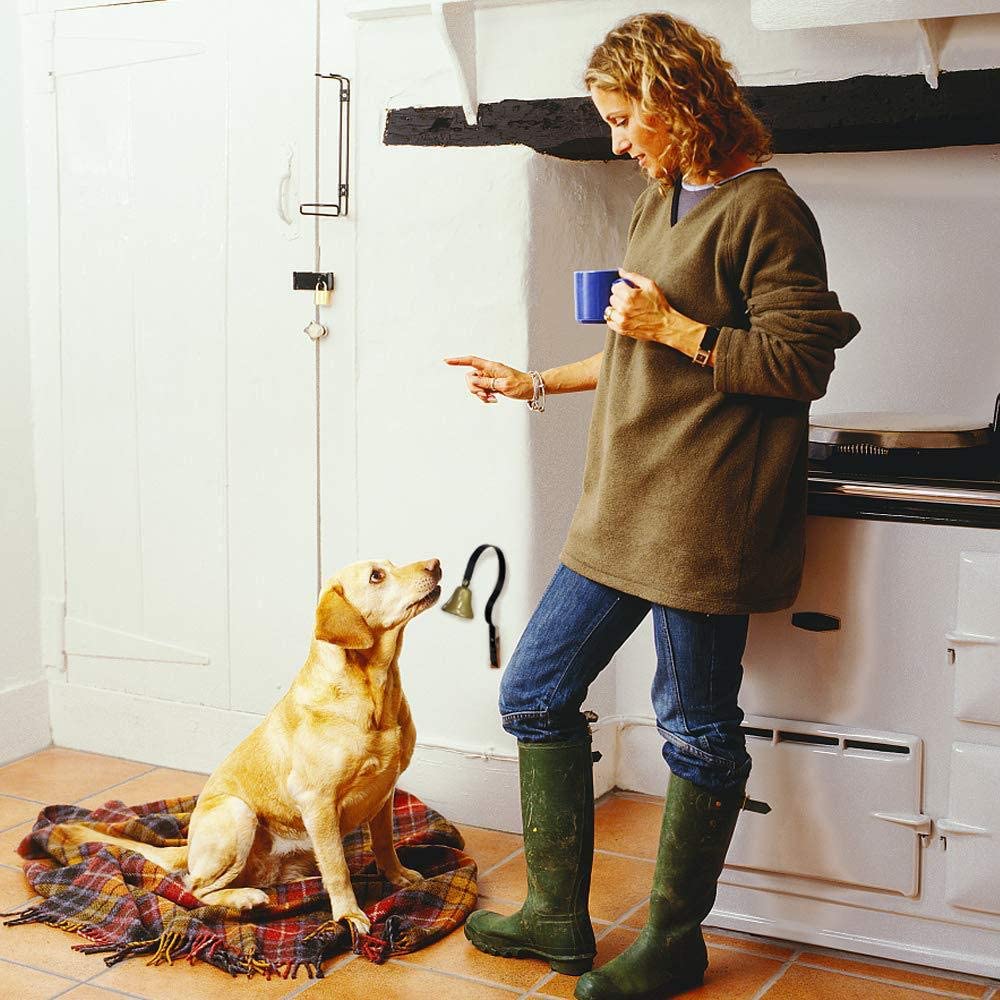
top-left (574, 269), bottom-right (633, 324)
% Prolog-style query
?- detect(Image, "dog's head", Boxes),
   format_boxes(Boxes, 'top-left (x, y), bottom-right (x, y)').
top-left (314, 558), bottom-right (442, 648)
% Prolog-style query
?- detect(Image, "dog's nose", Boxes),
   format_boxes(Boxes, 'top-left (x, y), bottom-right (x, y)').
top-left (424, 558), bottom-right (441, 576)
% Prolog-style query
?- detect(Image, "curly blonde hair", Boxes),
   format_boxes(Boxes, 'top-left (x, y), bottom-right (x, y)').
top-left (584, 13), bottom-right (771, 187)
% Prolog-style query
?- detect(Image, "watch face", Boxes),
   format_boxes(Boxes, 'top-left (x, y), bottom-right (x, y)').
top-left (699, 326), bottom-right (721, 351)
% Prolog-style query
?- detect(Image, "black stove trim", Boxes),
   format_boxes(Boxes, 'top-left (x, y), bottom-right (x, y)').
top-left (808, 487), bottom-right (1000, 530)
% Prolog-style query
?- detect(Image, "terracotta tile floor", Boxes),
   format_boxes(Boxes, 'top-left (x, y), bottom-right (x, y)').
top-left (1, 749), bottom-right (998, 1000)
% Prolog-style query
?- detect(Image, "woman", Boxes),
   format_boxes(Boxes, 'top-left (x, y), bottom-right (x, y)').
top-left (446, 14), bottom-right (859, 1000)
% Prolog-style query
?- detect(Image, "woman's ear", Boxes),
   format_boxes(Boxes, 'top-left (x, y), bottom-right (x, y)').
top-left (315, 585), bottom-right (374, 649)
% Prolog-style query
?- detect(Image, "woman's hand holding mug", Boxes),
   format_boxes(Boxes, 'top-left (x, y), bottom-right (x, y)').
top-left (607, 269), bottom-right (705, 354)
top-left (444, 356), bottom-right (535, 404)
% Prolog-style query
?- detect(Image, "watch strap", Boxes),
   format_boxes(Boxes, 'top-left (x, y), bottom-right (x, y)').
top-left (693, 325), bottom-right (720, 366)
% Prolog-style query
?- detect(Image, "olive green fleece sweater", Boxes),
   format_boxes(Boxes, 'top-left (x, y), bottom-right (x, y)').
top-left (560, 169), bottom-right (860, 614)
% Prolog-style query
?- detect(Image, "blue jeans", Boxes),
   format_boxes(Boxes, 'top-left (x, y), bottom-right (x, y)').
top-left (499, 564), bottom-right (751, 792)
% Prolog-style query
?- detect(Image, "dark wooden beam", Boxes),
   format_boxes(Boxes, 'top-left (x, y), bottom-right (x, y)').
top-left (384, 68), bottom-right (1000, 158)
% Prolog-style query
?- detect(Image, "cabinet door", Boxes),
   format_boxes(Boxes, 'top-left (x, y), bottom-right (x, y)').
top-left (948, 551), bottom-right (1000, 726)
top-left (53, 1), bottom-right (317, 711)
top-left (224, 2), bottom-right (321, 714)
top-left (941, 743), bottom-right (1000, 915)
top-left (57, 2), bottom-right (230, 707)
top-left (728, 717), bottom-right (925, 896)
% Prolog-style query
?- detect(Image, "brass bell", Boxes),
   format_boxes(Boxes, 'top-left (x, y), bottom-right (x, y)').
top-left (441, 584), bottom-right (474, 619)
top-left (441, 544), bottom-right (507, 667)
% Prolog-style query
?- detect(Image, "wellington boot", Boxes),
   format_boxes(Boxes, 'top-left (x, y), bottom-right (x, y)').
top-left (574, 774), bottom-right (746, 999)
top-left (465, 737), bottom-right (596, 975)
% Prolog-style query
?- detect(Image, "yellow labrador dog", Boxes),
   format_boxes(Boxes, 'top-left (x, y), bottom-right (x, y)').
top-left (62, 557), bottom-right (441, 937)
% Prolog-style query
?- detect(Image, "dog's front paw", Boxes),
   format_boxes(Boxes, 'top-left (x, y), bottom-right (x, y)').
top-left (234, 888), bottom-right (270, 911)
top-left (385, 865), bottom-right (423, 887)
top-left (331, 901), bottom-right (371, 938)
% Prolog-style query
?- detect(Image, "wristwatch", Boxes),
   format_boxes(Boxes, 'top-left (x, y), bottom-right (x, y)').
top-left (692, 325), bottom-right (720, 366)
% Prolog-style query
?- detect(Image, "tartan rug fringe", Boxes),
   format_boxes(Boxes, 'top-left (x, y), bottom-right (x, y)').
top-left (2, 905), bottom-right (44, 925)
top-left (6, 903), bottom-right (343, 979)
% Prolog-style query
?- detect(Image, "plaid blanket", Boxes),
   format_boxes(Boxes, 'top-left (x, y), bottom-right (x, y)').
top-left (3, 789), bottom-right (477, 978)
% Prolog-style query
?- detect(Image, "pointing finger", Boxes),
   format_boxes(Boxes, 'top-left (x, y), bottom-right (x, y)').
top-left (445, 356), bottom-right (489, 369)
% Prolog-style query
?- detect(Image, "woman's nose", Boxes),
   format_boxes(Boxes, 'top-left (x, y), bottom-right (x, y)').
top-left (612, 132), bottom-right (630, 156)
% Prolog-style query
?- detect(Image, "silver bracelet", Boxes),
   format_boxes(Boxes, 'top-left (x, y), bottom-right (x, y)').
top-left (526, 370), bottom-right (545, 412)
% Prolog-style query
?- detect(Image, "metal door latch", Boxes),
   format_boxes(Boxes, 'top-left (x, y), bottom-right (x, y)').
top-left (293, 271), bottom-right (335, 292)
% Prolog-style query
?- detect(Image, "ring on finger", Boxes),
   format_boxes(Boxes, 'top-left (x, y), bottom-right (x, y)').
top-left (490, 377), bottom-right (498, 391)
top-left (604, 306), bottom-right (614, 323)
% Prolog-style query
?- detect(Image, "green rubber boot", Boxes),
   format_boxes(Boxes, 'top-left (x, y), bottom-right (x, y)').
top-left (465, 737), bottom-right (596, 975)
top-left (574, 774), bottom-right (746, 999)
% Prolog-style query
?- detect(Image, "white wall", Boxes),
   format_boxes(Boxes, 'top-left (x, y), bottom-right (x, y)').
top-left (782, 146), bottom-right (1000, 419)
top-left (524, 154), bottom-right (646, 729)
top-left (379, 2), bottom-right (1000, 107)
top-left (0, 0), bottom-right (49, 763)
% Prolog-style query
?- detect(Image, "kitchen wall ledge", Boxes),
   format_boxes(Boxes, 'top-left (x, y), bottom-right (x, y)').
top-left (383, 67), bottom-right (1000, 157)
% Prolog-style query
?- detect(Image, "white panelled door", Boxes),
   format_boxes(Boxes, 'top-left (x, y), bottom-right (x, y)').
top-left (51, 0), bottom-right (320, 715)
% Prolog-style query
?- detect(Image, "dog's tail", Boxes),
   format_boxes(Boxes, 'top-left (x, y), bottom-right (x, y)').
top-left (56, 823), bottom-right (188, 872)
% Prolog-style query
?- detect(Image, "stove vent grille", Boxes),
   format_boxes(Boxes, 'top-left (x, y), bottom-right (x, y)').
top-left (742, 725), bottom-right (911, 754)
top-left (834, 442), bottom-right (891, 456)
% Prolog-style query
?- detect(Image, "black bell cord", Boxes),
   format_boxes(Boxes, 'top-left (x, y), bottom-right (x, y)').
top-left (460, 544), bottom-right (507, 668)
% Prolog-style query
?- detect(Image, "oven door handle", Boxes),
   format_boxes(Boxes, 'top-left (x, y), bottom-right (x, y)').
top-left (945, 630), bottom-right (1000, 646)
top-left (870, 811), bottom-right (932, 836)
top-left (936, 818), bottom-right (989, 837)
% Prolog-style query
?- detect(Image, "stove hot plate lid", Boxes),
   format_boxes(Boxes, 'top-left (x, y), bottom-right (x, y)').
top-left (809, 411), bottom-right (992, 451)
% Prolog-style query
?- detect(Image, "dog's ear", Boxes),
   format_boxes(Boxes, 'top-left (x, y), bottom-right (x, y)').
top-left (315, 585), bottom-right (374, 649)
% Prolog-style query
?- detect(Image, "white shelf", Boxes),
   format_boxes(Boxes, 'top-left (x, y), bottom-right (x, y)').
top-left (751, 0), bottom-right (1000, 30)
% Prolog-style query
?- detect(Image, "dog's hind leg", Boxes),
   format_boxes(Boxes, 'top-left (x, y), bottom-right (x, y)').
top-left (185, 795), bottom-right (267, 911)
top-left (56, 824), bottom-right (187, 871)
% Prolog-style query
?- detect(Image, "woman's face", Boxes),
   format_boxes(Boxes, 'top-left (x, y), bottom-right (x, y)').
top-left (589, 86), bottom-right (674, 179)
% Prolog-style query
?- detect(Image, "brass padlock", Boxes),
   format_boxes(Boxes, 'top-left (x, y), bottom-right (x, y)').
top-left (314, 278), bottom-right (332, 307)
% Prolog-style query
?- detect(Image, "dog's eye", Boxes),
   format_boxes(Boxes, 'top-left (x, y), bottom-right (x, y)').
top-left (369, 568), bottom-right (385, 584)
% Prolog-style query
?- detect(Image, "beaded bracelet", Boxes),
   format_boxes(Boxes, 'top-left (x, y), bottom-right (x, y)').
top-left (526, 370), bottom-right (545, 412)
